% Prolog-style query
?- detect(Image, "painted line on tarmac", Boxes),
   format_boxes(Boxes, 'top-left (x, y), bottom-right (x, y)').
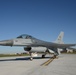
top-left (41, 57), bottom-right (55, 66)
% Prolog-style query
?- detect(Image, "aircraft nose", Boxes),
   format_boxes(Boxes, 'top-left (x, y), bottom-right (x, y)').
top-left (0, 40), bottom-right (13, 46)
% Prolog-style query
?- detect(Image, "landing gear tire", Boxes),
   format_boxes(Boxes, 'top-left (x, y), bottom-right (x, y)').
top-left (53, 55), bottom-right (57, 59)
top-left (42, 55), bottom-right (45, 58)
top-left (30, 57), bottom-right (33, 61)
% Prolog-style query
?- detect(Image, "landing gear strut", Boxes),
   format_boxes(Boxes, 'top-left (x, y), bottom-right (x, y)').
top-left (42, 51), bottom-right (47, 58)
top-left (53, 55), bottom-right (57, 58)
top-left (52, 54), bottom-right (58, 59)
top-left (29, 52), bottom-right (33, 61)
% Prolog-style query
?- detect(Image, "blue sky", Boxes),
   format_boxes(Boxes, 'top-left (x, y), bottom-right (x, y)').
top-left (0, 0), bottom-right (76, 54)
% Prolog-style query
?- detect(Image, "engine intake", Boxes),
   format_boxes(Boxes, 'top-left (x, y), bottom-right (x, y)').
top-left (24, 47), bottom-right (31, 51)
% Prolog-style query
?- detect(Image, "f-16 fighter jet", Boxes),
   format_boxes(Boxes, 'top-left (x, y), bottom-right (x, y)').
top-left (0, 32), bottom-right (75, 60)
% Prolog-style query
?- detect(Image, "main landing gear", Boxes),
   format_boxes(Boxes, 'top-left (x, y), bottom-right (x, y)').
top-left (52, 54), bottom-right (58, 59)
top-left (42, 54), bottom-right (45, 58)
top-left (42, 52), bottom-right (47, 58)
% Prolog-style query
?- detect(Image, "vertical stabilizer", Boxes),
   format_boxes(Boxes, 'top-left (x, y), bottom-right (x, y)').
top-left (52, 31), bottom-right (64, 55)
top-left (55, 31), bottom-right (64, 44)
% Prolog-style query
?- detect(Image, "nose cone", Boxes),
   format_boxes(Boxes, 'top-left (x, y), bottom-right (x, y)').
top-left (0, 40), bottom-right (13, 46)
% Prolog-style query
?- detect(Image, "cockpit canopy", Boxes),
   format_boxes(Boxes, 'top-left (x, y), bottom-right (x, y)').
top-left (17, 34), bottom-right (34, 39)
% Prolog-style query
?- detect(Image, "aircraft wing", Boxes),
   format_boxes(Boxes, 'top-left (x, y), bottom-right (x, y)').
top-left (46, 43), bottom-right (76, 48)
top-left (54, 43), bottom-right (75, 48)
top-left (67, 47), bottom-right (76, 50)
top-left (43, 43), bottom-right (76, 55)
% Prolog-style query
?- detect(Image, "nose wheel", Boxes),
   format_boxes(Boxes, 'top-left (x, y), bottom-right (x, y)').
top-left (30, 57), bottom-right (33, 61)
top-left (29, 52), bottom-right (33, 61)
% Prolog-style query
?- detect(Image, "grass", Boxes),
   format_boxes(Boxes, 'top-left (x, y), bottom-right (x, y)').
top-left (0, 52), bottom-right (76, 57)
top-left (0, 54), bottom-right (29, 57)
top-left (61, 51), bottom-right (76, 54)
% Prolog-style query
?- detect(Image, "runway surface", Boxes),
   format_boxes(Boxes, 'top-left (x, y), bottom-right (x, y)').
top-left (0, 54), bottom-right (76, 75)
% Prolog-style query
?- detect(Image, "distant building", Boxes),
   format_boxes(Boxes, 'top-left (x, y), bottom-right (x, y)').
top-left (67, 49), bottom-right (73, 53)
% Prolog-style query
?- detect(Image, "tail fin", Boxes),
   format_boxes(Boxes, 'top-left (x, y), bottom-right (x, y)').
top-left (53, 31), bottom-right (64, 55)
top-left (55, 31), bottom-right (64, 44)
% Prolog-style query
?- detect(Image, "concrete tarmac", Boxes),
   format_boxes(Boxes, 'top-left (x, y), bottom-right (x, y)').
top-left (0, 54), bottom-right (76, 75)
